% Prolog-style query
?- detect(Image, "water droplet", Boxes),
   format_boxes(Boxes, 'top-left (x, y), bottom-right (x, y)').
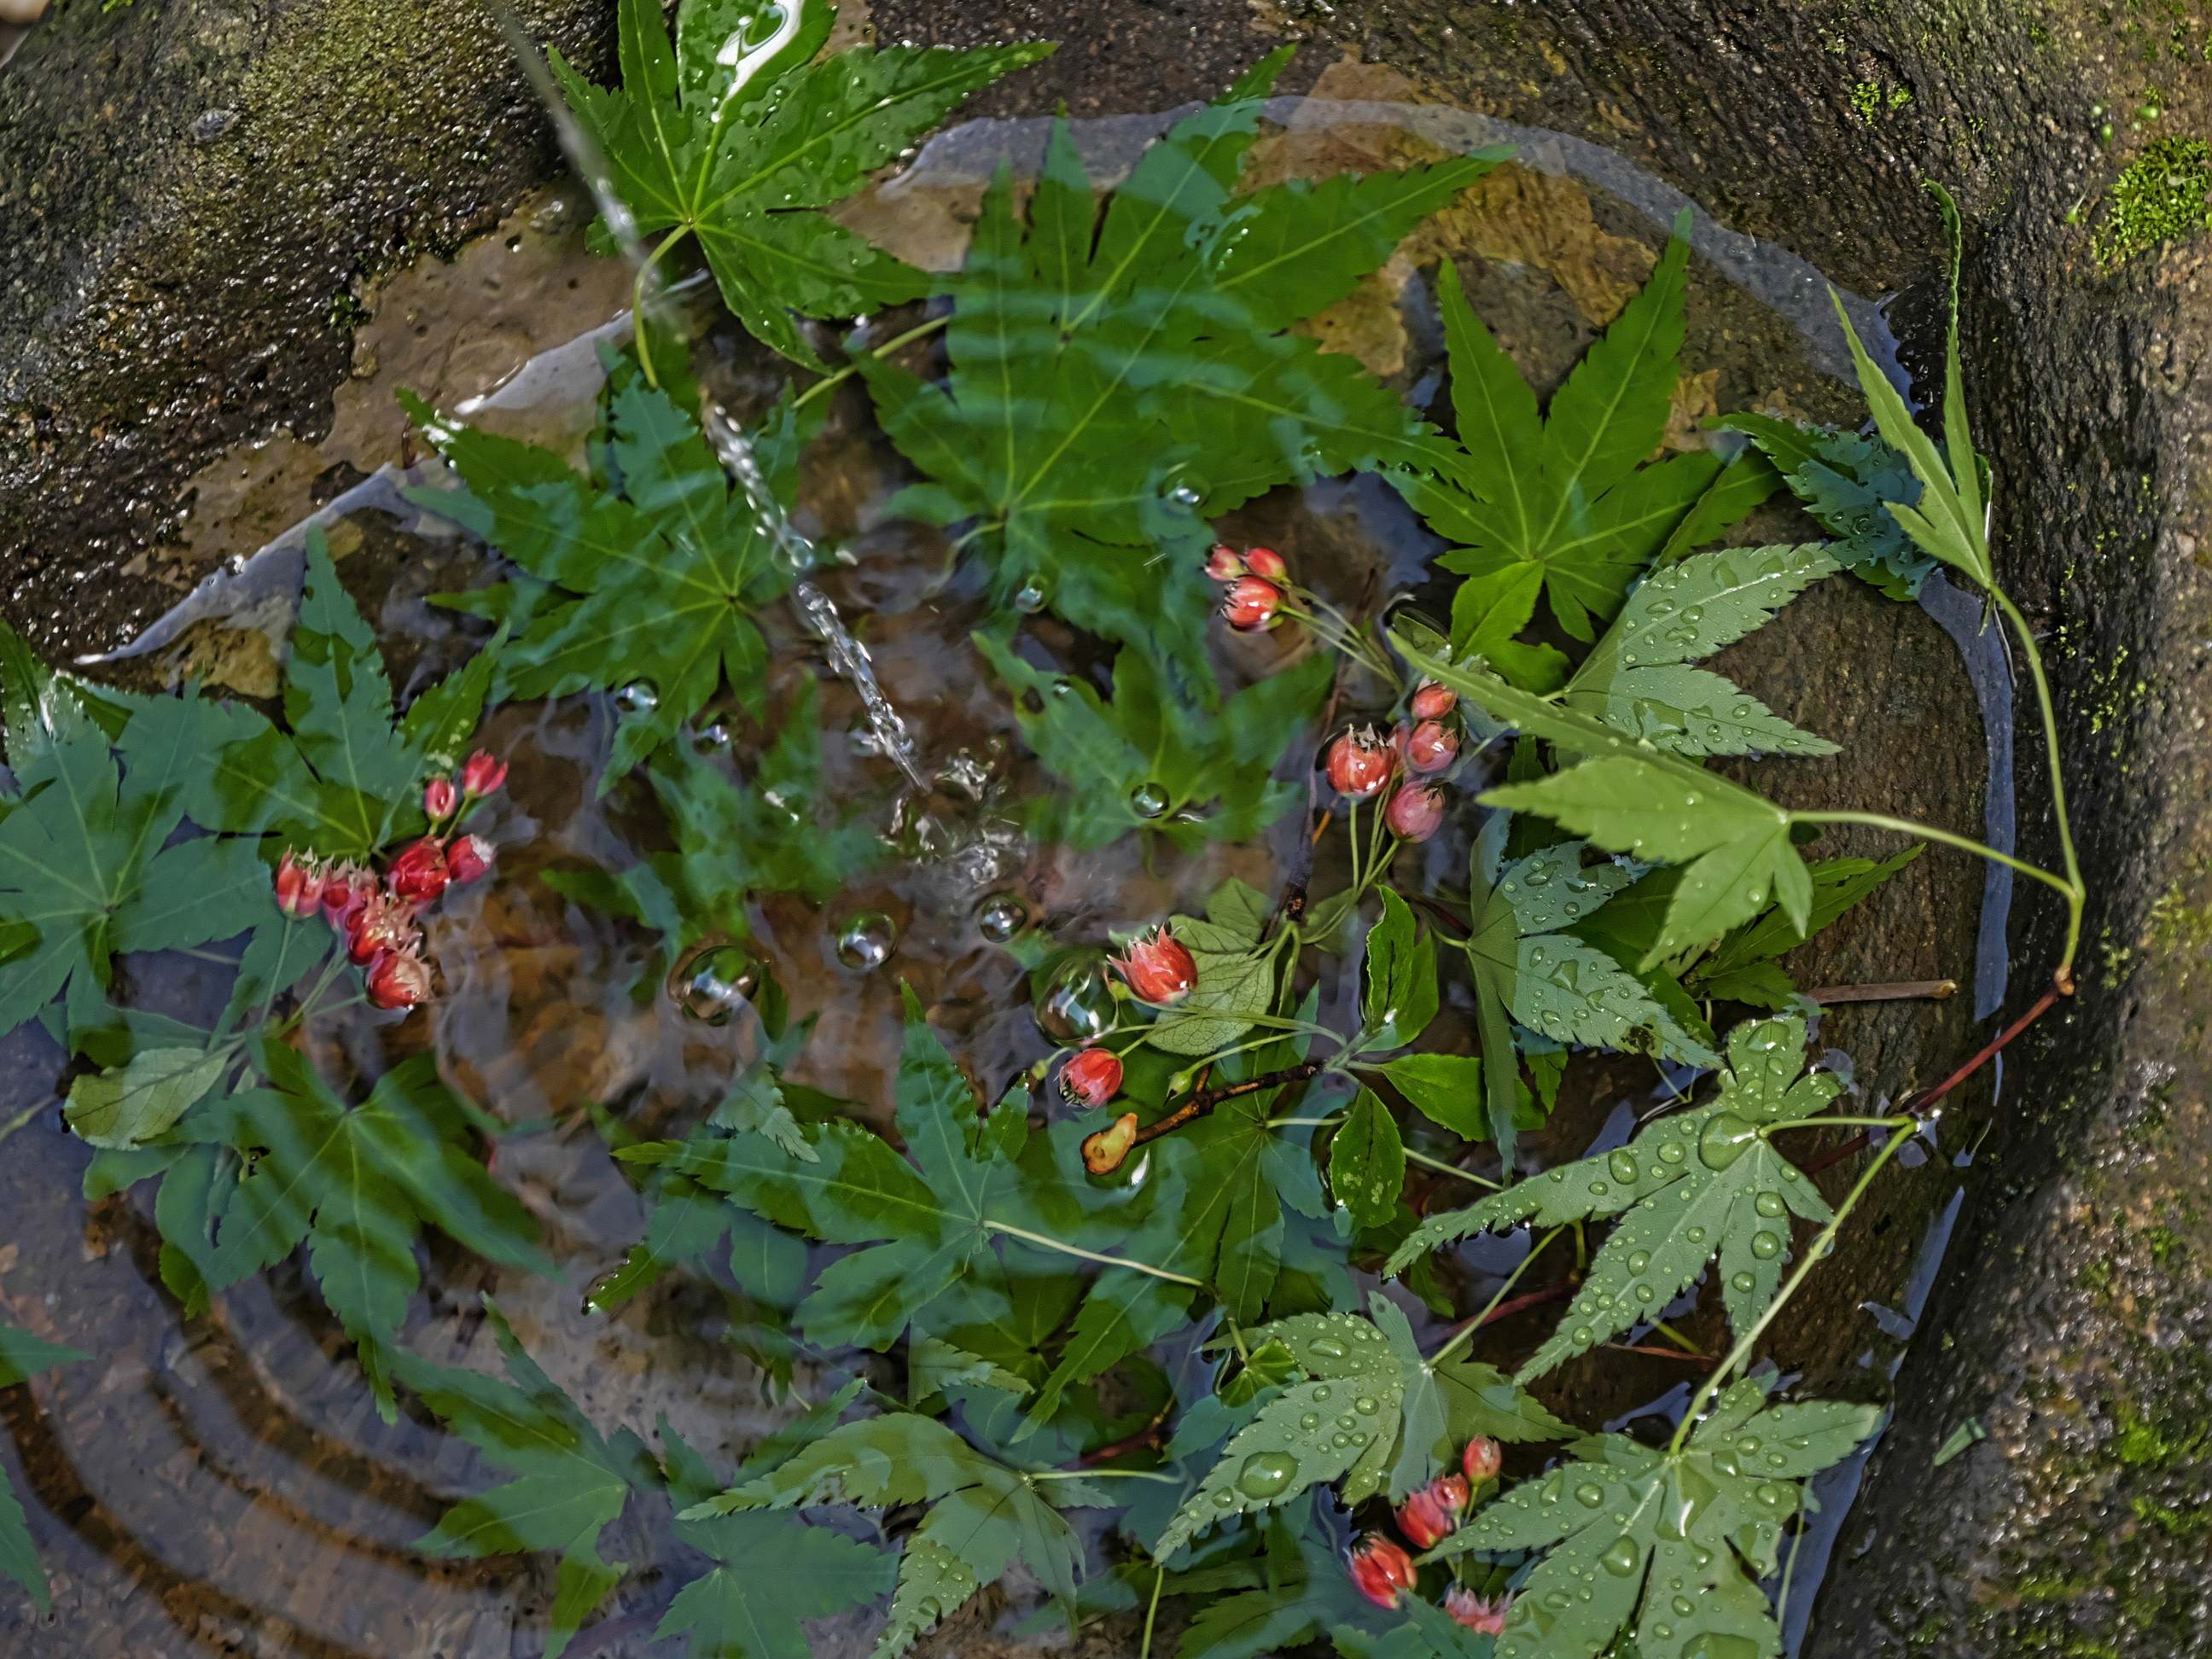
top-left (1131, 782), bottom-right (1170, 818)
top-left (1574, 1482), bottom-right (1606, 1508)
top-left (1755, 1190), bottom-right (1787, 1218)
top-left (1353, 1396), bottom-right (1379, 1416)
top-left (1754, 1482), bottom-right (1784, 1507)
top-left (1571, 1325), bottom-right (1594, 1344)
top-left (1331, 1430), bottom-right (1353, 1447)
top-left (1647, 601), bottom-right (1675, 616)
top-left (1298, 1412), bottom-right (1321, 1431)
top-left (1654, 1625), bottom-right (1674, 1642)
top-left (1213, 1488), bottom-right (1237, 1507)
top-left (1785, 1435), bottom-right (1813, 1450)
top-left (1543, 1592), bottom-right (1573, 1610)
top-left (1672, 1595), bottom-right (1695, 1617)
top-left (1711, 1449), bottom-right (1741, 1477)
top-left (678, 946), bottom-right (761, 1025)
top-left (1526, 868), bottom-right (1551, 888)
top-left (1313, 1384), bottom-right (1332, 1402)
top-left (977, 893), bottom-right (1030, 943)
top-left (1686, 1226), bottom-right (1706, 1243)
top-left (835, 912), bottom-right (896, 970)
top-left (697, 719), bottom-right (733, 749)
top-left (1731, 1271), bottom-right (1757, 1293)
top-left (1739, 1436), bottom-right (1761, 1452)
top-left (1035, 952), bottom-right (1115, 1045)
top-left (1682, 606), bottom-right (1703, 624)
top-left (1635, 1284), bottom-right (1656, 1303)
top-left (1588, 1181), bottom-right (1610, 1196)
top-left (1767, 1452), bottom-right (1790, 1468)
top-left (1698, 1112), bottom-right (1760, 1171)
top-left (1014, 581), bottom-right (1049, 614)
top-left (1236, 1452), bottom-right (1299, 1499)
top-left (1600, 1535), bottom-right (1641, 1577)
top-left (1308, 1336), bottom-right (1346, 1359)
top-left (1750, 1231), bottom-right (1783, 1260)
top-left (1657, 1140), bottom-right (1687, 1164)
top-left (1609, 1150), bottom-right (1640, 1185)
top-left (1732, 703), bottom-right (1753, 719)
top-left (614, 680), bottom-right (659, 718)
top-left (1627, 1249), bottom-right (1651, 1276)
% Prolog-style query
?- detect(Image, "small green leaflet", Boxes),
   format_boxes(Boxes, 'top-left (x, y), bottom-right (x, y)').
top-left (544, 675), bottom-right (880, 972)
top-left (118, 529), bottom-right (492, 859)
top-left (0, 1324), bottom-right (88, 1614)
top-left (1387, 1016), bottom-right (1840, 1380)
top-left (685, 1408), bottom-right (1115, 1659)
top-left (976, 633), bottom-right (1331, 850)
top-left (1393, 632), bottom-right (1815, 969)
top-left (1439, 1377), bottom-right (1882, 1659)
top-left (1388, 224), bottom-right (1778, 655)
top-left (1329, 1090), bottom-right (1406, 1231)
top-left (0, 671), bottom-right (273, 1043)
top-left (550, 0), bottom-right (1051, 368)
top-left (64, 1044), bottom-right (233, 1150)
top-left (1685, 846), bottom-right (1924, 1007)
top-left (410, 343), bottom-right (821, 780)
top-left (195, 1045), bottom-right (550, 1417)
top-left (1372, 1052), bottom-right (1486, 1141)
top-left (0, 614), bottom-right (145, 789)
top-left (860, 58), bottom-right (1495, 716)
top-left (398, 1303), bottom-right (891, 1659)
top-left (1156, 1301), bottom-right (1570, 1554)
top-left (1144, 877), bottom-right (1291, 1057)
top-left (1720, 416), bottom-right (1936, 600)
top-left (1559, 542), bottom-right (1840, 759)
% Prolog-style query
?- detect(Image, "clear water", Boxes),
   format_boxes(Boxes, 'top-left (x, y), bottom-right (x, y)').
top-left (0, 71), bottom-right (1991, 1659)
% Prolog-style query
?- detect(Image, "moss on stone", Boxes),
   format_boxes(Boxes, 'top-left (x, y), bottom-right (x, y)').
top-left (2091, 136), bottom-right (2212, 268)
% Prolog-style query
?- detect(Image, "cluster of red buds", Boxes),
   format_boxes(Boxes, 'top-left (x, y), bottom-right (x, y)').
top-left (1321, 678), bottom-right (1468, 846)
top-left (1345, 1436), bottom-right (1512, 1632)
top-left (271, 749), bottom-right (509, 1012)
top-left (1208, 544), bottom-right (1289, 632)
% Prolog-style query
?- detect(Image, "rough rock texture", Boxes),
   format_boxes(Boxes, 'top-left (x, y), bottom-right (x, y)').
top-left (1, 0), bottom-right (2207, 1655)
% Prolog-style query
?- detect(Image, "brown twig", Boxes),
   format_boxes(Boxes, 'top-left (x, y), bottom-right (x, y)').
top-left (1805, 978), bottom-right (1958, 1003)
top-left (1792, 975), bottom-right (2068, 1176)
top-left (1077, 1405), bottom-right (1173, 1466)
top-left (1604, 1342), bottom-right (1719, 1367)
top-left (1128, 1060), bottom-right (1326, 1149)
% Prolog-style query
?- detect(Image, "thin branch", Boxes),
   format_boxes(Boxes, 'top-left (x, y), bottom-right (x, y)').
top-left (1804, 979), bottom-right (1957, 1003)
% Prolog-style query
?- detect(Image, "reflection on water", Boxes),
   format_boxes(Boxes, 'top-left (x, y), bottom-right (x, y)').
top-left (2, 59), bottom-right (1958, 1659)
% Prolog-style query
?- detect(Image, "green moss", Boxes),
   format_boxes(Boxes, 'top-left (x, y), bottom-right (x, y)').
top-left (2091, 136), bottom-right (2212, 267)
top-left (1851, 80), bottom-right (1884, 122)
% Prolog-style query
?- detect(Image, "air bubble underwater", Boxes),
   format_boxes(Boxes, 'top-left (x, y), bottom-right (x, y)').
top-left (834, 911), bottom-right (897, 969)
top-left (677, 945), bottom-right (762, 1024)
top-left (1034, 949), bottom-right (1116, 1045)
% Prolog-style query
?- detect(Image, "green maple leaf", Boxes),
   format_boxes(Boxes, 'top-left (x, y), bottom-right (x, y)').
top-left (1438, 1377), bottom-right (1881, 1659)
top-left (1682, 845), bottom-right (1924, 1007)
top-left (1391, 635), bottom-right (1815, 968)
top-left (0, 664), bottom-right (275, 1044)
top-left (0, 1325), bottom-right (88, 1613)
top-left (544, 674), bottom-right (880, 973)
top-left (1453, 830), bottom-right (1719, 1166)
top-left (1157, 1300), bottom-right (1569, 1553)
top-left (1720, 416), bottom-right (1937, 600)
top-left (409, 343), bottom-right (826, 780)
top-left (1389, 226), bottom-right (1780, 660)
top-left (550, 0), bottom-right (1052, 369)
top-left (117, 529), bottom-right (494, 859)
top-left (684, 1408), bottom-right (1115, 1659)
top-left (976, 634), bottom-right (1331, 851)
top-left (194, 1044), bottom-right (550, 1416)
top-left (1558, 542), bottom-right (1841, 759)
top-left (859, 58), bottom-right (1499, 713)
top-left (1387, 1016), bottom-right (1841, 1381)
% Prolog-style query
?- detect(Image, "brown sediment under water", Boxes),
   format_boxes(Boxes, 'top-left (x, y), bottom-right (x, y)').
top-left (0, 64), bottom-right (2000, 1659)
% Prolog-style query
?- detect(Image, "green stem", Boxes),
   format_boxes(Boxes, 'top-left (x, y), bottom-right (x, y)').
top-left (1790, 810), bottom-right (2078, 910)
top-left (0, 1099), bottom-right (44, 1148)
top-left (1427, 1222), bottom-right (1569, 1367)
top-left (631, 227), bottom-right (690, 387)
top-left (1032, 1468), bottom-right (1180, 1484)
top-left (1989, 585), bottom-right (2085, 973)
top-left (1668, 1126), bottom-right (1913, 1455)
top-left (1400, 1144), bottom-right (1504, 1190)
top-left (982, 1221), bottom-right (1204, 1287)
top-left (1775, 1115), bottom-right (1918, 1132)
top-left (792, 314), bottom-right (953, 410)
top-left (1646, 1318), bottom-right (1704, 1357)
top-left (1141, 1563), bottom-right (1167, 1659)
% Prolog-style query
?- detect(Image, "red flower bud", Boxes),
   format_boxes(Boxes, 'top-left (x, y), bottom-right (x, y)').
top-left (1060, 1046), bottom-right (1124, 1108)
top-left (1346, 1534), bottom-right (1417, 1611)
top-left (1404, 719), bottom-right (1459, 775)
top-left (1114, 927), bottom-right (1196, 1005)
top-left (1395, 1486), bottom-right (1458, 1550)
top-left (365, 948), bottom-right (432, 1011)
top-left (274, 849), bottom-right (326, 918)
top-left (1446, 1586), bottom-right (1511, 1634)
top-left (1430, 1471), bottom-right (1471, 1517)
top-left (460, 749), bottom-right (509, 797)
top-left (322, 863), bottom-right (372, 933)
top-left (387, 837), bottom-right (451, 905)
top-left (447, 834), bottom-right (496, 884)
top-left (1385, 782), bottom-right (1447, 842)
top-left (1244, 546), bottom-right (1287, 582)
top-left (1220, 577), bottom-right (1283, 632)
top-left (348, 892), bottom-right (417, 967)
top-left (1326, 726), bottom-right (1397, 801)
top-left (423, 776), bottom-right (457, 819)
top-left (1206, 544), bottom-right (1246, 581)
top-left (1411, 679), bottom-right (1457, 721)
top-left (1462, 1435), bottom-right (1503, 1484)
